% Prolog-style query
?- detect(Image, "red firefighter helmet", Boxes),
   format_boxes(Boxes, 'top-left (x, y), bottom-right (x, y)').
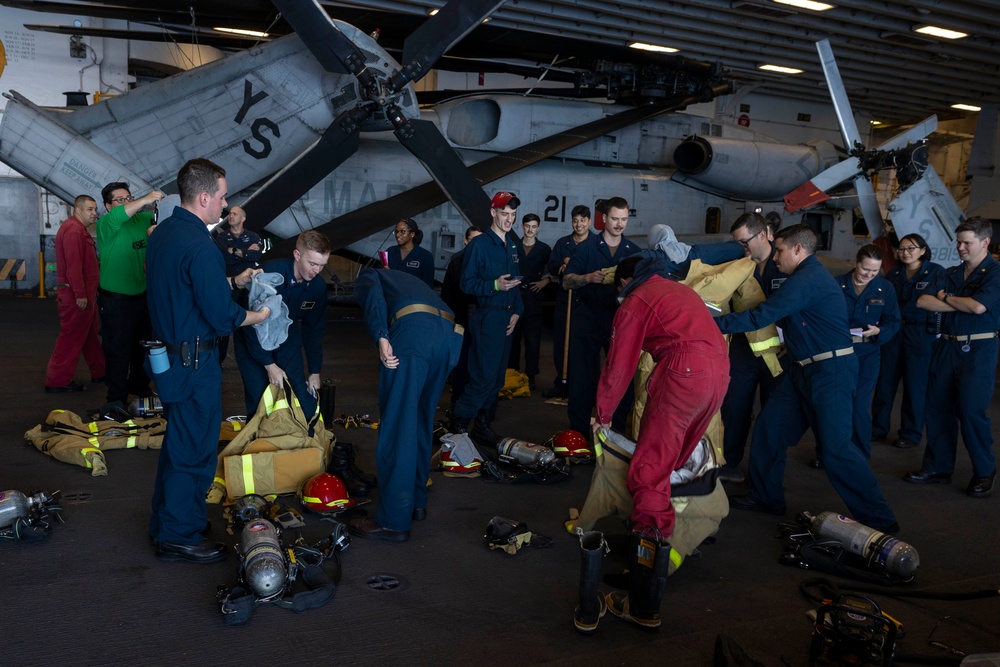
top-left (550, 430), bottom-right (591, 459)
top-left (440, 445), bottom-right (483, 477)
top-left (299, 472), bottom-right (356, 513)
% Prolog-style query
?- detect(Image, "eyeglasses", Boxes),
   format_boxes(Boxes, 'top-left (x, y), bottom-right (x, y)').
top-left (735, 231), bottom-right (759, 247)
top-left (393, 229), bottom-right (411, 236)
top-left (897, 245), bottom-right (921, 253)
top-left (110, 195), bottom-right (133, 204)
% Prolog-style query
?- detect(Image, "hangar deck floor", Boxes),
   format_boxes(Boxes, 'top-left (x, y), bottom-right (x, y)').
top-left (2, 295), bottom-right (998, 666)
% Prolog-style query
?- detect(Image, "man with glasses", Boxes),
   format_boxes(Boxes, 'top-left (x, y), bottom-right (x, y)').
top-left (97, 182), bottom-right (165, 418)
top-left (907, 216), bottom-right (1000, 498)
top-left (719, 212), bottom-right (786, 481)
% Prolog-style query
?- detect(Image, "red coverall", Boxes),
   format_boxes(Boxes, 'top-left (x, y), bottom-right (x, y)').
top-left (45, 216), bottom-right (105, 386)
top-left (595, 275), bottom-right (729, 536)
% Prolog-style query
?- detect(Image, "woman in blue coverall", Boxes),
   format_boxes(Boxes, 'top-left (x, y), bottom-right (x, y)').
top-left (871, 233), bottom-right (945, 449)
top-left (834, 244), bottom-right (901, 461)
top-left (387, 218), bottom-right (435, 287)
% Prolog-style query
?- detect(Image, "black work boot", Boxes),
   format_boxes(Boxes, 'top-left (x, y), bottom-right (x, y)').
top-left (328, 444), bottom-right (371, 497)
top-left (448, 414), bottom-right (469, 434)
top-left (471, 410), bottom-right (500, 447)
top-left (606, 528), bottom-right (670, 631)
top-left (574, 529), bottom-right (608, 635)
top-left (336, 442), bottom-right (377, 487)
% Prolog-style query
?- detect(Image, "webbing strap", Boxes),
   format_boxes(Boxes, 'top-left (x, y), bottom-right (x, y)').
top-left (218, 564), bottom-right (336, 626)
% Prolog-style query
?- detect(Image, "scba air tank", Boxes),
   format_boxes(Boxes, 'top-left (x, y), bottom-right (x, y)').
top-left (0, 490), bottom-right (48, 529)
top-left (809, 512), bottom-right (919, 578)
top-left (240, 519), bottom-right (287, 599)
top-left (497, 437), bottom-right (556, 468)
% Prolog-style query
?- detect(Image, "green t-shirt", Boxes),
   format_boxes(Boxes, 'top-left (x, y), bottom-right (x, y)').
top-left (97, 206), bottom-right (154, 295)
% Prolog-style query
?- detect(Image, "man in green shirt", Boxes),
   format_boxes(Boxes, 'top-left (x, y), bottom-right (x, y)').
top-left (97, 182), bottom-right (164, 415)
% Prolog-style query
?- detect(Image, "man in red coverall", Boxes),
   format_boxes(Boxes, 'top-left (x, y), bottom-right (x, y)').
top-left (45, 195), bottom-right (106, 393)
top-left (593, 254), bottom-right (729, 631)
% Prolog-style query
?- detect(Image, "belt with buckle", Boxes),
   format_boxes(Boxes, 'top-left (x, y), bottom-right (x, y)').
top-left (796, 346), bottom-right (854, 367)
top-left (942, 332), bottom-right (998, 342)
top-left (391, 304), bottom-right (455, 326)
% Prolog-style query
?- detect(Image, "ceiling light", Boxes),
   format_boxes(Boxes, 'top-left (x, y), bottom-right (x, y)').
top-left (951, 103), bottom-right (981, 112)
top-left (757, 64), bottom-right (803, 74)
top-left (213, 27), bottom-right (269, 38)
top-left (428, 9), bottom-right (438, 15)
top-left (915, 25), bottom-right (968, 39)
top-left (771, 0), bottom-right (834, 11)
top-left (870, 120), bottom-right (883, 126)
top-left (629, 42), bottom-right (680, 53)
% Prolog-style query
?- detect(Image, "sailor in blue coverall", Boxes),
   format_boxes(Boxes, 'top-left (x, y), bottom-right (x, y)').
top-left (721, 213), bottom-right (787, 475)
top-left (835, 244), bottom-right (900, 459)
top-left (387, 218), bottom-right (435, 287)
top-left (906, 217), bottom-right (1000, 498)
top-left (145, 158), bottom-right (269, 562)
top-left (715, 224), bottom-right (898, 532)
top-left (562, 197), bottom-right (640, 436)
top-left (234, 231), bottom-right (329, 419)
top-left (871, 234), bottom-right (944, 448)
top-left (350, 268), bottom-right (462, 541)
top-left (508, 213), bottom-right (552, 387)
top-left (450, 193), bottom-right (524, 440)
top-left (544, 206), bottom-right (593, 396)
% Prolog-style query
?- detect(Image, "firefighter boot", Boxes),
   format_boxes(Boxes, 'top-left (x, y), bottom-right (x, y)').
top-left (471, 410), bottom-right (500, 447)
top-left (448, 413), bottom-right (469, 435)
top-left (606, 528), bottom-right (670, 631)
top-left (328, 443), bottom-right (371, 497)
top-left (338, 442), bottom-right (377, 487)
top-left (573, 529), bottom-right (608, 635)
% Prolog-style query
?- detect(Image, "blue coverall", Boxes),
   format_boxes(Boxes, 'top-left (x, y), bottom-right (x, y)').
top-left (546, 231), bottom-right (593, 388)
top-left (716, 254), bottom-right (897, 531)
top-left (440, 247), bottom-right (474, 407)
top-left (921, 256), bottom-right (1000, 479)
top-left (234, 257), bottom-right (327, 419)
top-left (871, 260), bottom-right (944, 444)
top-left (145, 207), bottom-right (247, 545)
top-left (454, 230), bottom-right (523, 423)
top-left (564, 233), bottom-right (640, 435)
top-left (836, 272), bottom-right (900, 458)
top-left (721, 251), bottom-right (787, 468)
top-left (387, 243), bottom-right (435, 287)
top-left (354, 269), bottom-right (461, 531)
top-left (508, 237), bottom-right (552, 379)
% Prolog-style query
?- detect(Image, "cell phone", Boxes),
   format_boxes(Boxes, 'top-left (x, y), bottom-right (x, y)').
top-left (512, 275), bottom-right (524, 281)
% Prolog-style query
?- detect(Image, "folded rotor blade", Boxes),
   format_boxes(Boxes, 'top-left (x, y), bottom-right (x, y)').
top-left (393, 118), bottom-right (491, 229)
top-left (854, 175), bottom-right (884, 233)
top-left (271, 0), bottom-right (360, 76)
top-left (242, 111), bottom-right (363, 231)
top-left (876, 115), bottom-right (937, 151)
top-left (817, 39), bottom-right (863, 151)
top-left (396, 0), bottom-right (507, 85)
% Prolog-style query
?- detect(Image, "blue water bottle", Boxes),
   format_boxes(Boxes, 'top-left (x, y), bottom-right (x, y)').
top-left (148, 344), bottom-right (169, 374)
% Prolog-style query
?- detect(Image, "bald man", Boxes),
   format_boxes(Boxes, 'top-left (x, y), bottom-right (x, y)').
top-left (214, 206), bottom-right (263, 277)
